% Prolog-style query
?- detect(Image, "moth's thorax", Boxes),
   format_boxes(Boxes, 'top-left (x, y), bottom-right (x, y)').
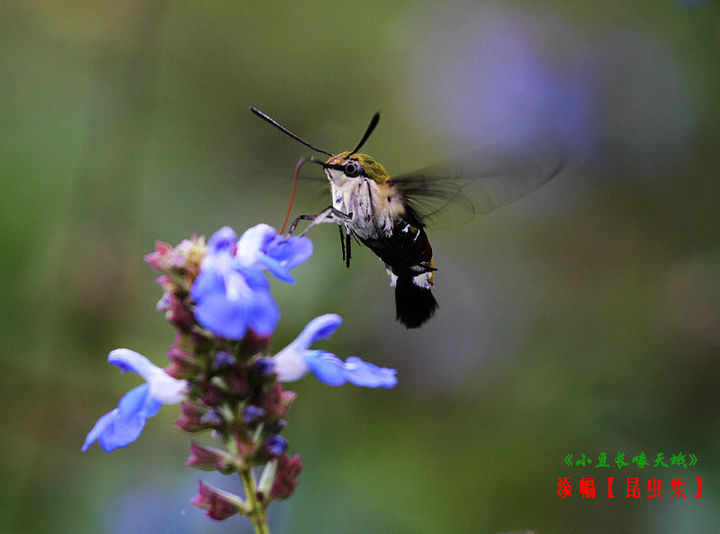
top-left (323, 152), bottom-right (405, 239)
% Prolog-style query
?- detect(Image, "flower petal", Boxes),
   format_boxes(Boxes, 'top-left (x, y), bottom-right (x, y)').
top-left (109, 349), bottom-right (188, 403)
top-left (266, 235), bottom-right (313, 271)
top-left (207, 226), bottom-right (238, 254)
top-left (289, 314), bottom-right (342, 350)
top-left (343, 356), bottom-right (398, 389)
top-left (272, 348), bottom-right (309, 382)
top-left (189, 265), bottom-right (222, 303)
top-left (304, 351), bottom-right (347, 386)
top-left (82, 409), bottom-right (118, 452)
top-left (248, 288), bottom-right (280, 337)
top-left (235, 224), bottom-right (313, 282)
top-left (109, 348), bottom-right (158, 377)
top-left (194, 291), bottom-right (250, 340)
top-left (236, 224), bottom-right (276, 265)
top-left (98, 414), bottom-right (146, 452)
top-left (191, 236), bottom-right (274, 340)
top-left (256, 252), bottom-right (294, 283)
top-left (304, 352), bottom-right (398, 388)
top-left (82, 384), bottom-right (161, 453)
top-left (272, 314), bottom-right (343, 382)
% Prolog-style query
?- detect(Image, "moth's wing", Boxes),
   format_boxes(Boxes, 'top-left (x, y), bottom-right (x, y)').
top-left (296, 174), bottom-right (330, 205)
top-left (388, 141), bottom-right (564, 226)
top-left (386, 167), bottom-right (476, 227)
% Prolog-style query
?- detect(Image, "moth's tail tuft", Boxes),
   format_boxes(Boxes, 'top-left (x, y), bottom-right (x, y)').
top-left (394, 276), bottom-right (438, 328)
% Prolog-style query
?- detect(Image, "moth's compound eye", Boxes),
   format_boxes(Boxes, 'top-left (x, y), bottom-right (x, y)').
top-left (344, 160), bottom-right (362, 178)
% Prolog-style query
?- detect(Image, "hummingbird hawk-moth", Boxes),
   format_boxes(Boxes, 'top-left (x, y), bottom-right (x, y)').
top-left (250, 107), bottom-right (562, 328)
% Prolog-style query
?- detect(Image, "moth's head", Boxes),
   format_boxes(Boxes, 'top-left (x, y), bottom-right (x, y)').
top-left (324, 151), bottom-right (389, 184)
top-left (249, 107), bottom-right (384, 182)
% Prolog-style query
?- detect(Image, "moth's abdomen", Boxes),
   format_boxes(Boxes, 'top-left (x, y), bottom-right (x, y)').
top-left (394, 276), bottom-right (438, 328)
top-left (361, 222), bottom-right (438, 328)
top-left (362, 223), bottom-right (433, 276)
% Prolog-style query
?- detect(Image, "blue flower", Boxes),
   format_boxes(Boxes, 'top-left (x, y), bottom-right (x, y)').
top-left (306, 353), bottom-right (398, 388)
top-left (207, 226), bottom-right (238, 254)
top-left (192, 229), bottom-right (278, 340)
top-left (82, 349), bottom-right (188, 453)
top-left (191, 225), bottom-right (312, 340)
top-left (236, 224), bottom-right (313, 283)
top-left (273, 314), bottom-right (398, 389)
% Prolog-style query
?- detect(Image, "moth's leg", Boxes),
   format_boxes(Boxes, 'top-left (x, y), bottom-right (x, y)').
top-left (336, 223), bottom-right (352, 268)
top-left (288, 206), bottom-right (352, 237)
top-left (345, 230), bottom-right (352, 268)
top-left (338, 224), bottom-right (346, 263)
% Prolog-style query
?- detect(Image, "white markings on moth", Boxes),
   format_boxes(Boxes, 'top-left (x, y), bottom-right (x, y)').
top-left (412, 271), bottom-right (433, 289)
top-left (325, 167), bottom-right (400, 240)
top-left (383, 266), bottom-right (432, 289)
top-left (326, 165), bottom-right (432, 290)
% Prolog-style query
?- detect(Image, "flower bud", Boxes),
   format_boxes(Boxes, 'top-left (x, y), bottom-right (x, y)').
top-left (191, 480), bottom-right (246, 520)
top-left (233, 428), bottom-right (256, 458)
top-left (201, 383), bottom-right (225, 407)
top-left (165, 345), bottom-right (198, 379)
top-left (144, 241), bottom-right (174, 271)
top-left (186, 441), bottom-right (236, 474)
top-left (156, 292), bottom-right (171, 311)
top-left (269, 454), bottom-right (303, 501)
top-left (242, 405), bottom-right (266, 425)
top-left (166, 294), bottom-right (195, 332)
top-left (200, 410), bottom-right (224, 429)
top-left (265, 419), bottom-right (287, 434)
top-left (211, 352), bottom-right (236, 372)
top-left (263, 435), bottom-right (288, 457)
top-left (240, 329), bottom-right (271, 355)
top-left (226, 370), bottom-right (249, 399)
top-left (258, 383), bottom-right (295, 420)
top-left (175, 400), bottom-right (206, 433)
top-left (252, 357), bottom-right (275, 378)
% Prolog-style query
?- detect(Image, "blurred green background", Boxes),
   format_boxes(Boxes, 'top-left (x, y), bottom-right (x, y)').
top-left (2, 1), bottom-right (719, 533)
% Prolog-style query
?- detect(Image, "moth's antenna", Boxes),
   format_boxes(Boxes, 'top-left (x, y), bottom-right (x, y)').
top-left (250, 107), bottom-right (333, 157)
top-left (348, 112), bottom-right (380, 155)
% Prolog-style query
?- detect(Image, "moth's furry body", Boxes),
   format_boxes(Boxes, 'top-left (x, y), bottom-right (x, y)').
top-left (324, 152), bottom-right (438, 328)
top-left (325, 168), bottom-right (401, 239)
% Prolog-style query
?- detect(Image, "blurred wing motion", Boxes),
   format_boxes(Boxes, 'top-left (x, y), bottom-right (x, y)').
top-left (389, 140), bottom-right (564, 226)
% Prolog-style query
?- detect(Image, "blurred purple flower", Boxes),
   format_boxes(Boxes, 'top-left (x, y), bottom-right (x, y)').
top-left (82, 349), bottom-right (188, 453)
top-left (273, 314), bottom-right (398, 388)
top-left (408, 5), bottom-right (596, 156)
top-left (407, 5), bottom-right (694, 177)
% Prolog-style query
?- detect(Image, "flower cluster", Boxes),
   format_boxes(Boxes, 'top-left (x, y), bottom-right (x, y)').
top-left (82, 224), bottom-right (397, 530)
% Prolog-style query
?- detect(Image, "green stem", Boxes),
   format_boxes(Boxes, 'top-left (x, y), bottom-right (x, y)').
top-left (240, 468), bottom-right (270, 534)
